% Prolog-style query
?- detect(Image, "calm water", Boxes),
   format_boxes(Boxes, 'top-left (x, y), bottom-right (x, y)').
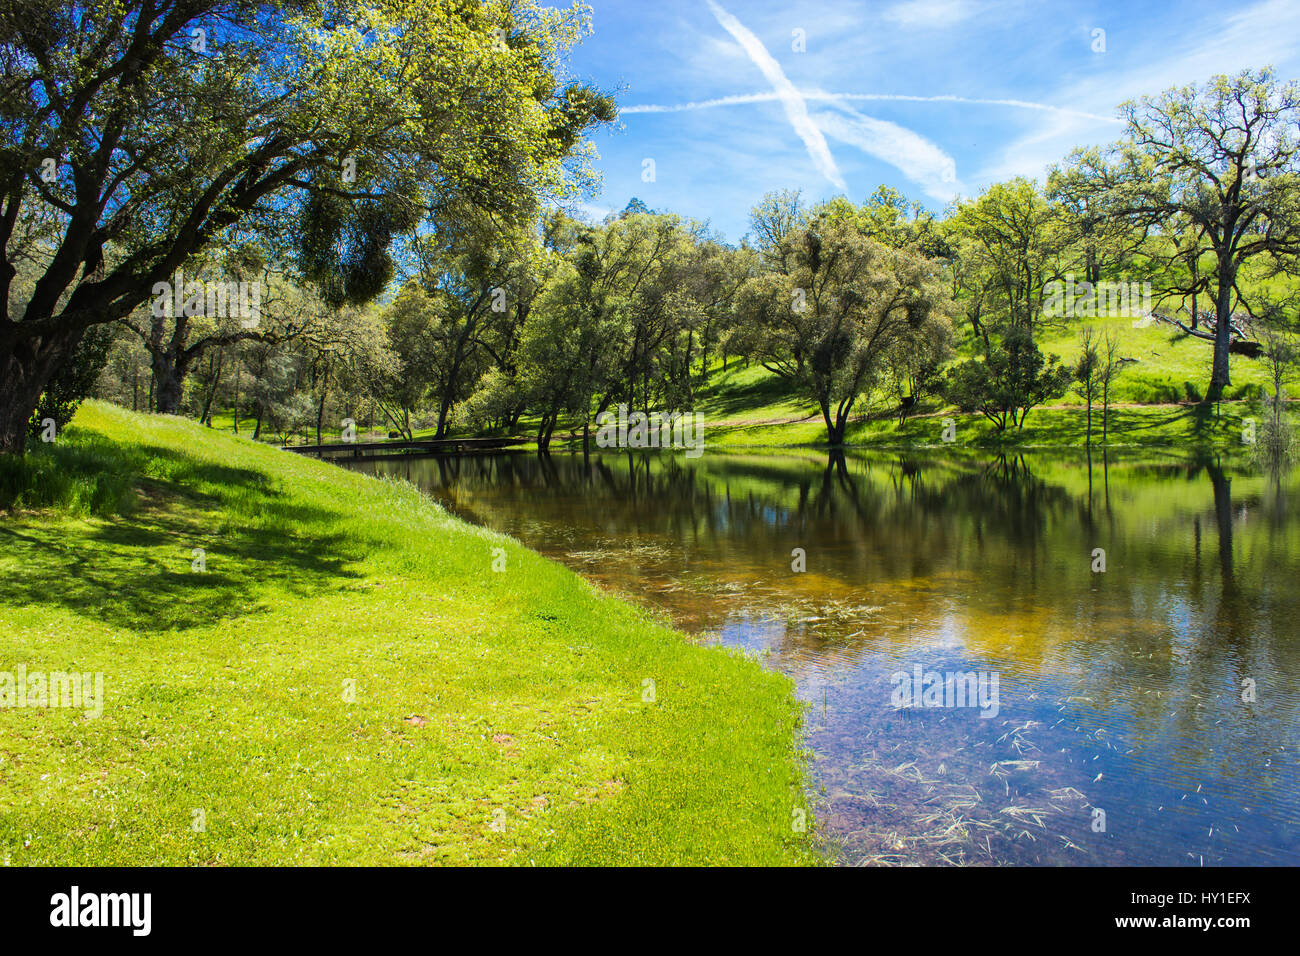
top-left (349, 449), bottom-right (1300, 866)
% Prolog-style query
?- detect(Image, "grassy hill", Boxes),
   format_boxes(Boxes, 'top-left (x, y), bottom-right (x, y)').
top-left (0, 402), bottom-right (813, 865)
top-left (692, 315), bottom-right (1286, 450)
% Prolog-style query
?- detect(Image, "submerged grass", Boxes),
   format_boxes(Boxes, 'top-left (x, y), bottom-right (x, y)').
top-left (0, 401), bottom-right (814, 865)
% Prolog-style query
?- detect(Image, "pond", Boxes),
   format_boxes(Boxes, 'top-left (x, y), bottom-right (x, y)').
top-left (347, 448), bottom-right (1300, 866)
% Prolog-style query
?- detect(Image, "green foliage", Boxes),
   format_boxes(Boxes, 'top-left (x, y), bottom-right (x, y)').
top-left (1052, 68), bottom-right (1300, 400)
top-left (945, 329), bottom-right (1072, 431)
top-left (26, 325), bottom-right (115, 441)
top-left (23, 57), bottom-right (1299, 460)
top-left (748, 189), bottom-right (806, 267)
top-left (0, 0), bottom-right (615, 451)
top-left (298, 189), bottom-right (422, 309)
top-left (477, 211), bottom-right (716, 447)
top-left (947, 178), bottom-right (1068, 335)
top-left (741, 213), bottom-right (955, 444)
top-left (1254, 408), bottom-right (1298, 467)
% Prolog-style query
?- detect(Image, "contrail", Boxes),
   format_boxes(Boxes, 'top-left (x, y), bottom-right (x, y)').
top-left (623, 90), bottom-right (1122, 125)
top-left (703, 0), bottom-right (847, 190)
top-left (814, 103), bottom-right (961, 200)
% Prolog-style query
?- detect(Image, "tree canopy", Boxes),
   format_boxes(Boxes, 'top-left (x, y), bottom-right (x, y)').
top-left (0, 0), bottom-right (615, 451)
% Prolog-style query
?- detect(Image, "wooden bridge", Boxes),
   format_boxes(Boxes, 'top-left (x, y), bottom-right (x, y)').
top-left (282, 435), bottom-right (529, 460)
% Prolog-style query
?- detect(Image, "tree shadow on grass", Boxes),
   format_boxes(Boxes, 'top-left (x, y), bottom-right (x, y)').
top-left (1186, 402), bottom-right (1223, 444)
top-left (699, 368), bottom-right (798, 418)
top-left (1102, 406), bottom-right (1197, 440)
top-left (0, 438), bottom-right (365, 634)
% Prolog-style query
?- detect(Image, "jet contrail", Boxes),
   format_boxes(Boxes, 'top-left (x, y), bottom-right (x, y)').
top-left (623, 90), bottom-right (1122, 125)
top-left (814, 103), bottom-right (961, 200)
top-left (703, 0), bottom-right (847, 190)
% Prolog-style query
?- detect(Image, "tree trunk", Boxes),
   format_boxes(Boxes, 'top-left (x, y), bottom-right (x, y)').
top-left (1102, 381), bottom-right (1109, 442)
top-left (435, 392), bottom-right (453, 440)
top-left (151, 346), bottom-right (186, 414)
top-left (315, 366), bottom-right (330, 445)
top-left (1206, 269), bottom-right (1234, 403)
top-left (820, 400), bottom-right (845, 447)
top-left (0, 365), bottom-right (45, 456)
top-left (0, 328), bottom-right (84, 455)
top-left (200, 348), bottom-right (224, 426)
top-left (537, 411), bottom-right (554, 453)
top-left (232, 354), bottom-right (241, 434)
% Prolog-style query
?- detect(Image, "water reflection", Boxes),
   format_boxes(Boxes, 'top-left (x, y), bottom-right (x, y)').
top-left (350, 450), bottom-right (1300, 866)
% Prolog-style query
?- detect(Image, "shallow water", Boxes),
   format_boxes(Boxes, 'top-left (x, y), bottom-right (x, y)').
top-left (349, 449), bottom-right (1300, 866)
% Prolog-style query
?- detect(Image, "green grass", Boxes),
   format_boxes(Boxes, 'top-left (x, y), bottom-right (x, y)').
top-left (688, 316), bottom-right (1289, 450)
top-left (696, 360), bottom-right (813, 423)
top-left (0, 402), bottom-right (814, 865)
top-left (701, 401), bottom-right (1282, 450)
top-left (1031, 314), bottom-right (1273, 405)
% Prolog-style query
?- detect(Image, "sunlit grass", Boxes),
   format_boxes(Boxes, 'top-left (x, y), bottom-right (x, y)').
top-left (705, 403), bottom-right (1280, 449)
top-left (1030, 314), bottom-right (1273, 405)
top-left (0, 402), bottom-right (815, 865)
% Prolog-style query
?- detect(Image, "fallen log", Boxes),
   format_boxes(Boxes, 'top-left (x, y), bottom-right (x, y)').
top-left (1157, 311), bottom-right (1216, 341)
top-left (1153, 311), bottom-right (1263, 357)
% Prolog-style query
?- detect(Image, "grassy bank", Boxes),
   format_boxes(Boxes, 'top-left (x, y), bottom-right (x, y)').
top-left (0, 402), bottom-right (813, 865)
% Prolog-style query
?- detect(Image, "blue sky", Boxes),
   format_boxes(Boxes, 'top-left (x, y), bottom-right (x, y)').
top-left (561, 0), bottom-right (1300, 242)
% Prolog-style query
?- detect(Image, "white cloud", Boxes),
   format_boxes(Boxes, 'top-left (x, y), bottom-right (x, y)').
top-left (578, 202), bottom-right (616, 221)
top-left (975, 112), bottom-right (1093, 184)
top-left (882, 0), bottom-right (982, 29)
top-left (1088, 0), bottom-right (1300, 105)
top-left (704, 0), bottom-right (847, 190)
top-left (976, 0), bottom-right (1300, 185)
top-left (623, 92), bottom-right (778, 114)
top-left (813, 104), bottom-right (964, 200)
